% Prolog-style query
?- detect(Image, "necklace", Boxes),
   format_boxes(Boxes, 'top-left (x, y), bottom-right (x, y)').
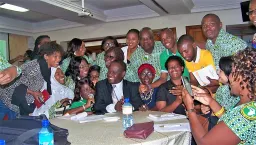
top-left (141, 89), bottom-right (154, 105)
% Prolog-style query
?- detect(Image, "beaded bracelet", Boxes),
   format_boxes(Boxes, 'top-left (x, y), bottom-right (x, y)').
top-left (214, 107), bottom-right (225, 117)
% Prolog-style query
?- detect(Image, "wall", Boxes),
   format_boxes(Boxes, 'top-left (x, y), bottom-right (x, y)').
top-left (33, 8), bottom-right (247, 44)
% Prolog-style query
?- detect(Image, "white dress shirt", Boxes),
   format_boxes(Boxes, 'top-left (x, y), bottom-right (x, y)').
top-left (106, 80), bottom-right (124, 113)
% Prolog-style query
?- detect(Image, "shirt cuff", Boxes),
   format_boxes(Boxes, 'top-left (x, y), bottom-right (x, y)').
top-left (106, 103), bottom-right (117, 113)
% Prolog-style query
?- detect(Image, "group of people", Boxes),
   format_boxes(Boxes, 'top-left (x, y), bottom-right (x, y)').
top-left (0, 0), bottom-right (256, 144)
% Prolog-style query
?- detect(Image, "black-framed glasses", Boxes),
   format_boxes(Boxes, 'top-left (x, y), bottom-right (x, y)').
top-left (247, 9), bottom-right (256, 16)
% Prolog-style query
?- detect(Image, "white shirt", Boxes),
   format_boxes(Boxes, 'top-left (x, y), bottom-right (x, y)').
top-left (121, 45), bottom-right (139, 64)
top-left (106, 80), bottom-right (124, 113)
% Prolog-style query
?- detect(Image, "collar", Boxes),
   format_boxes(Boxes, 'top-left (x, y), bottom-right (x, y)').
top-left (207, 29), bottom-right (225, 45)
top-left (193, 47), bottom-right (201, 63)
top-left (112, 80), bottom-right (123, 89)
top-left (166, 49), bottom-right (178, 56)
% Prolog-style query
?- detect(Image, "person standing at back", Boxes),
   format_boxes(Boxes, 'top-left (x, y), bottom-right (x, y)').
top-left (202, 13), bottom-right (247, 68)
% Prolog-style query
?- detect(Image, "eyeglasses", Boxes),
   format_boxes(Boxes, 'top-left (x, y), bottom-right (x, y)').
top-left (247, 9), bottom-right (256, 16)
top-left (140, 72), bottom-right (153, 78)
top-left (79, 65), bottom-right (89, 69)
top-left (104, 43), bottom-right (114, 47)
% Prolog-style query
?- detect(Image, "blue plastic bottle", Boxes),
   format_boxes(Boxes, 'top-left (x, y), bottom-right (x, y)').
top-left (0, 140), bottom-right (5, 145)
top-left (122, 98), bottom-right (134, 130)
top-left (39, 120), bottom-right (54, 145)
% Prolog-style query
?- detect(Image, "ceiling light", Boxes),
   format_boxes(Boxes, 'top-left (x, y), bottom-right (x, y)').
top-left (0, 3), bottom-right (29, 12)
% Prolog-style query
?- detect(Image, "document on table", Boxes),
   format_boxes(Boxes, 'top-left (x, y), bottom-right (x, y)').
top-left (192, 65), bottom-right (219, 86)
top-left (57, 112), bottom-right (105, 123)
top-left (147, 113), bottom-right (187, 122)
top-left (154, 123), bottom-right (191, 132)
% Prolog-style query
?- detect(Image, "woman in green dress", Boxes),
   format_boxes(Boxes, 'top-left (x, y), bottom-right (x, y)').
top-left (182, 47), bottom-right (255, 145)
top-left (65, 77), bottom-right (95, 115)
top-left (61, 38), bottom-right (93, 73)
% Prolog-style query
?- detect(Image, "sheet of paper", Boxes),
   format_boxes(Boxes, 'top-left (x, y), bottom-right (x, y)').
top-left (154, 123), bottom-right (191, 132)
top-left (192, 65), bottom-right (219, 86)
top-left (147, 113), bottom-right (187, 122)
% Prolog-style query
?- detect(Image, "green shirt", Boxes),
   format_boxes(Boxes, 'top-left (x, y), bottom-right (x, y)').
top-left (125, 41), bottom-right (165, 82)
top-left (0, 52), bottom-right (21, 75)
top-left (61, 55), bottom-right (93, 74)
top-left (219, 101), bottom-right (256, 145)
top-left (95, 52), bottom-right (108, 81)
top-left (160, 49), bottom-right (190, 79)
top-left (70, 99), bottom-right (92, 112)
top-left (206, 29), bottom-right (247, 69)
top-left (215, 85), bottom-right (240, 110)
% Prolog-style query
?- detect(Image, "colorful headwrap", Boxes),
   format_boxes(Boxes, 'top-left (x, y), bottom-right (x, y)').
top-left (137, 63), bottom-right (156, 77)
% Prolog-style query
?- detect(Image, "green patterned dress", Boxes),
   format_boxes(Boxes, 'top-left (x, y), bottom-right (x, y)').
top-left (215, 85), bottom-right (240, 110)
top-left (0, 52), bottom-right (21, 74)
top-left (206, 29), bottom-right (247, 69)
top-left (219, 101), bottom-right (256, 145)
top-left (95, 52), bottom-right (108, 81)
top-left (125, 41), bottom-right (165, 82)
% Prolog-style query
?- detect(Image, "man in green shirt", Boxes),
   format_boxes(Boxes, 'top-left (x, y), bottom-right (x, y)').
top-left (125, 27), bottom-right (165, 82)
top-left (151, 28), bottom-right (190, 88)
top-left (202, 13), bottom-right (247, 69)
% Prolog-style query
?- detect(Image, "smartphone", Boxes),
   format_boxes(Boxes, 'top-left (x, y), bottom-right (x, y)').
top-left (181, 76), bottom-right (194, 97)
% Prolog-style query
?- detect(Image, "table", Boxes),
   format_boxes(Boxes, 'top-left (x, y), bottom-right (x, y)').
top-left (51, 111), bottom-right (191, 145)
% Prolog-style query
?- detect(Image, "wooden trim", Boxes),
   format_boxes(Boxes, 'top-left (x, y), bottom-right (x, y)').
top-left (186, 25), bottom-right (202, 34)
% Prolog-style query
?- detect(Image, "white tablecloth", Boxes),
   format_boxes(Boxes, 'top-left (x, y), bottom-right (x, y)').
top-left (51, 111), bottom-right (191, 145)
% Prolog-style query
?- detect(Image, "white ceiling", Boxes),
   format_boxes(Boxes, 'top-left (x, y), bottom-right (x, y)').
top-left (0, 0), bottom-right (245, 34)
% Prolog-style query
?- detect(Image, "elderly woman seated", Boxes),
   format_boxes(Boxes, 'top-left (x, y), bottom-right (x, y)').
top-left (155, 56), bottom-right (186, 115)
top-left (32, 67), bottom-right (74, 119)
top-left (137, 63), bottom-right (158, 110)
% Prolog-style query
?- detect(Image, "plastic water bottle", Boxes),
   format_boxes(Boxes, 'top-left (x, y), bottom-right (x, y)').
top-left (39, 120), bottom-right (54, 145)
top-left (0, 140), bottom-right (5, 145)
top-left (122, 98), bottom-right (133, 130)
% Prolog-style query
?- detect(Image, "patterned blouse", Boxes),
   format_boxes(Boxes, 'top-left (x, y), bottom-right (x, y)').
top-left (206, 29), bottom-right (247, 69)
top-left (61, 55), bottom-right (93, 74)
top-left (219, 101), bottom-right (256, 145)
top-left (215, 85), bottom-right (240, 110)
top-left (0, 52), bottom-right (21, 74)
top-left (125, 41), bottom-right (165, 82)
top-left (0, 60), bottom-right (44, 114)
top-left (95, 52), bottom-right (108, 81)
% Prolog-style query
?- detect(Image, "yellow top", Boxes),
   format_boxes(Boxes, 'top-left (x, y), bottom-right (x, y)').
top-left (185, 47), bottom-right (215, 72)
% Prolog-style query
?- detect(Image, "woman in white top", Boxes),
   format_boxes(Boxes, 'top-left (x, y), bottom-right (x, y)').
top-left (121, 29), bottom-right (140, 64)
top-left (32, 67), bottom-right (74, 118)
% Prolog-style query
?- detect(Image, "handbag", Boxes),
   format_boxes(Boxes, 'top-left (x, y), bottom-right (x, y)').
top-left (123, 121), bottom-right (154, 139)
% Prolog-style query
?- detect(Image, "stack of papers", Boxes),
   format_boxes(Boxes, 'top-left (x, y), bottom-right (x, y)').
top-left (192, 65), bottom-right (219, 86)
top-left (147, 113), bottom-right (187, 122)
top-left (154, 123), bottom-right (191, 132)
top-left (57, 112), bottom-right (105, 123)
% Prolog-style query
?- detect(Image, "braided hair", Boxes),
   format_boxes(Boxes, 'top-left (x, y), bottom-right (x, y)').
top-left (232, 47), bottom-right (256, 100)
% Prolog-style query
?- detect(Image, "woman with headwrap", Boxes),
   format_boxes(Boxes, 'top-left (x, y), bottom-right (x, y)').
top-left (32, 67), bottom-right (74, 118)
top-left (138, 63), bottom-right (158, 110)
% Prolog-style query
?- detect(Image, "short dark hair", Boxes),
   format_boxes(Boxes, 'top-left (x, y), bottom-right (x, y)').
top-left (65, 56), bottom-right (89, 82)
top-left (101, 36), bottom-right (119, 50)
top-left (126, 29), bottom-right (139, 38)
top-left (202, 13), bottom-right (221, 23)
top-left (73, 77), bottom-right (94, 102)
top-left (139, 27), bottom-right (154, 40)
top-left (39, 42), bottom-right (64, 57)
top-left (165, 56), bottom-right (185, 71)
top-left (89, 65), bottom-right (101, 75)
top-left (32, 35), bottom-right (50, 59)
top-left (219, 56), bottom-right (233, 77)
top-left (105, 47), bottom-right (124, 61)
top-left (177, 34), bottom-right (194, 47)
top-left (111, 60), bottom-right (127, 72)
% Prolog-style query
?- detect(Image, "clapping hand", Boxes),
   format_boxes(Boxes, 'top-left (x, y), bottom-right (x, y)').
top-left (169, 85), bottom-right (183, 96)
top-left (139, 84), bottom-right (150, 94)
top-left (181, 88), bottom-right (194, 110)
top-left (115, 98), bottom-right (124, 112)
top-left (191, 85), bottom-right (213, 105)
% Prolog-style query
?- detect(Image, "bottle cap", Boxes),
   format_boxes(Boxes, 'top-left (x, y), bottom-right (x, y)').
top-left (41, 119), bottom-right (50, 127)
top-left (124, 98), bottom-right (129, 103)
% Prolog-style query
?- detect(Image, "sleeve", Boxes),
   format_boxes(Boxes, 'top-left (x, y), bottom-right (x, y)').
top-left (160, 52), bottom-right (168, 72)
top-left (219, 103), bottom-right (256, 144)
top-left (93, 82), bottom-right (108, 113)
top-left (156, 84), bottom-right (168, 102)
top-left (106, 104), bottom-right (116, 113)
top-left (230, 37), bottom-right (247, 55)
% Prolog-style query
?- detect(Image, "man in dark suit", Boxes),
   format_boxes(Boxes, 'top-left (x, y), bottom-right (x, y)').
top-left (94, 60), bottom-right (143, 114)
